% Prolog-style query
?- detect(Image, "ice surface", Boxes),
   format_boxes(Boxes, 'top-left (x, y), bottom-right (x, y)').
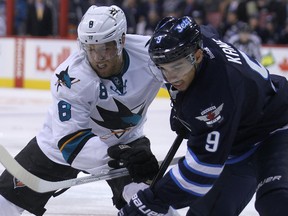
top-left (0, 88), bottom-right (258, 215)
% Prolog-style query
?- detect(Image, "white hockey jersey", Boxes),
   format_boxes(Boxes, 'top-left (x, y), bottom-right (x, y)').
top-left (37, 34), bottom-right (164, 174)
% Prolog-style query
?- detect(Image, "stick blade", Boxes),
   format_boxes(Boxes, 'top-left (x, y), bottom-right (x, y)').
top-left (0, 144), bottom-right (130, 193)
top-left (0, 144), bottom-right (43, 191)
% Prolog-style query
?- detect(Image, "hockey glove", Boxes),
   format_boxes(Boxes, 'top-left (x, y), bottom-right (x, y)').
top-left (108, 137), bottom-right (159, 183)
top-left (118, 188), bottom-right (169, 216)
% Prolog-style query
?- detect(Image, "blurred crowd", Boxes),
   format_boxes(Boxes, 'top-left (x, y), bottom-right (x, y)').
top-left (0, 0), bottom-right (287, 45)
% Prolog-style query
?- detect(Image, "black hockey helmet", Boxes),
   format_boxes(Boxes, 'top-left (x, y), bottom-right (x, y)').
top-left (148, 16), bottom-right (203, 65)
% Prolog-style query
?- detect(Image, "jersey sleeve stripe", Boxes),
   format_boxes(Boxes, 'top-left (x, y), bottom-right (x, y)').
top-left (170, 165), bottom-right (212, 196)
top-left (66, 133), bottom-right (95, 164)
top-left (59, 130), bottom-right (87, 151)
top-left (185, 148), bottom-right (224, 176)
top-left (183, 159), bottom-right (219, 178)
top-left (58, 129), bottom-right (96, 164)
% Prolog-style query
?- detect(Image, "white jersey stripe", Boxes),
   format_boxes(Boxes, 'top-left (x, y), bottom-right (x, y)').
top-left (170, 165), bottom-right (212, 196)
top-left (184, 148), bottom-right (224, 177)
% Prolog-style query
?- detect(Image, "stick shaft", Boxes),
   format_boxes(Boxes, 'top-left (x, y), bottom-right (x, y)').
top-left (0, 144), bottom-right (180, 193)
top-left (150, 134), bottom-right (184, 190)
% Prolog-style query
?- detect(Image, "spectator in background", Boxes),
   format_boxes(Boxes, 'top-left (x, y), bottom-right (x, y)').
top-left (0, 0), bottom-right (5, 36)
top-left (192, 10), bottom-right (205, 25)
top-left (221, 6), bottom-right (245, 42)
top-left (267, 0), bottom-right (287, 34)
top-left (228, 22), bottom-right (262, 61)
top-left (278, 19), bottom-right (288, 44)
top-left (135, 0), bottom-right (162, 35)
top-left (247, 13), bottom-right (262, 36)
top-left (140, 9), bottom-right (160, 35)
top-left (162, 0), bottom-right (184, 17)
top-left (258, 15), bottom-right (279, 44)
top-left (237, 0), bottom-right (258, 23)
top-left (181, 0), bottom-right (205, 18)
top-left (201, 0), bottom-right (223, 30)
top-left (14, 0), bottom-right (28, 35)
top-left (121, 0), bottom-right (138, 33)
top-left (26, 0), bottom-right (53, 36)
top-left (68, 0), bottom-right (115, 26)
top-left (67, 0), bottom-right (84, 39)
top-left (143, 0), bottom-right (163, 15)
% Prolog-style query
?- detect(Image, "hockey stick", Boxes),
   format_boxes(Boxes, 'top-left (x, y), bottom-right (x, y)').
top-left (150, 134), bottom-right (184, 190)
top-left (0, 144), bottom-right (180, 193)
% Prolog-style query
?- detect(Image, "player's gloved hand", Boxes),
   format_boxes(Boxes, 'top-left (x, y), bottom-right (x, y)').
top-left (108, 137), bottom-right (159, 183)
top-left (118, 188), bottom-right (169, 216)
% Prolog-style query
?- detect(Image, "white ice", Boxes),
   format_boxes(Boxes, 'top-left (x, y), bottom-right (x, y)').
top-left (0, 88), bottom-right (258, 216)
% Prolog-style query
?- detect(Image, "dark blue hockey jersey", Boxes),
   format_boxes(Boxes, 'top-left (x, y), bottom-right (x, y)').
top-left (154, 32), bottom-right (288, 208)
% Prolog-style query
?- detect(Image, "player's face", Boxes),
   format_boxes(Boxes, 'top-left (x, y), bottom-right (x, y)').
top-left (159, 57), bottom-right (196, 91)
top-left (84, 41), bottom-right (123, 78)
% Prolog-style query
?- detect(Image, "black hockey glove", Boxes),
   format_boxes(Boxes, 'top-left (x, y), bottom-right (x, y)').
top-left (118, 188), bottom-right (169, 216)
top-left (108, 137), bottom-right (159, 183)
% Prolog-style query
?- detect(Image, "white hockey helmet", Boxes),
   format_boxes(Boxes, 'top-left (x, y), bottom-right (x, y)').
top-left (77, 5), bottom-right (127, 54)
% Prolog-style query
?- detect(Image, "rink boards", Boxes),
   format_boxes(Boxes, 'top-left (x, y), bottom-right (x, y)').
top-left (0, 37), bottom-right (287, 98)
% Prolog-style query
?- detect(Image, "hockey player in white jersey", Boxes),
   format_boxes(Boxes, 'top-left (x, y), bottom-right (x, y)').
top-left (0, 5), bottom-right (166, 215)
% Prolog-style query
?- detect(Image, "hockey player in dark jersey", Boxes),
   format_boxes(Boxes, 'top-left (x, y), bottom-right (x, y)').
top-left (118, 16), bottom-right (288, 216)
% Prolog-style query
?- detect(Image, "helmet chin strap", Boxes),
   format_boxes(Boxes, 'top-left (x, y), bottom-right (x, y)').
top-left (117, 34), bottom-right (125, 56)
top-left (117, 46), bottom-right (123, 56)
top-left (191, 48), bottom-right (204, 73)
top-left (194, 54), bottom-right (204, 75)
top-left (193, 63), bottom-right (198, 73)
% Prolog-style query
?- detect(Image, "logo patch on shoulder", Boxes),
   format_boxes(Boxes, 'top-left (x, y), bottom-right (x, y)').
top-left (195, 103), bottom-right (224, 126)
top-left (55, 66), bottom-right (80, 91)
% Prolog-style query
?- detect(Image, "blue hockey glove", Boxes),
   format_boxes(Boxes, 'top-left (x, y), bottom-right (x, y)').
top-left (118, 188), bottom-right (169, 216)
top-left (108, 137), bottom-right (159, 183)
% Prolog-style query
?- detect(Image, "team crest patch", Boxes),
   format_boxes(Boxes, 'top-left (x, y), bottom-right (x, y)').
top-left (55, 66), bottom-right (80, 91)
top-left (195, 103), bottom-right (224, 126)
top-left (13, 177), bottom-right (26, 189)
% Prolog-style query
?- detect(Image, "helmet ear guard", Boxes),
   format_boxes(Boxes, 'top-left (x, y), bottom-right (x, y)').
top-left (148, 16), bottom-right (203, 65)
